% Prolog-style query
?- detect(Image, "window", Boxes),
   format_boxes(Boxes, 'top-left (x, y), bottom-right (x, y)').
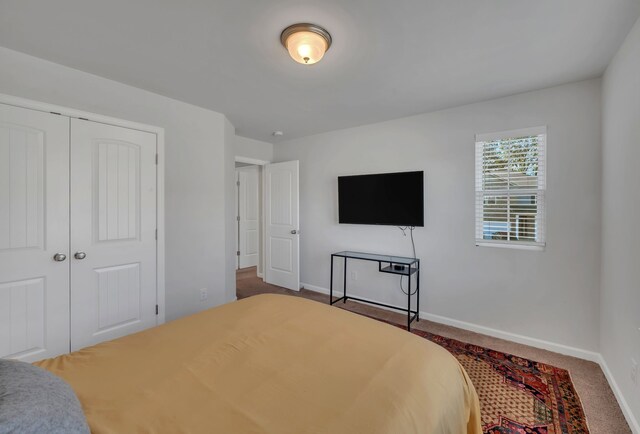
top-left (475, 126), bottom-right (546, 249)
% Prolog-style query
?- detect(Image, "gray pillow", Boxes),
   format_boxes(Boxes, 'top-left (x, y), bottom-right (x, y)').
top-left (0, 359), bottom-right (89, 434)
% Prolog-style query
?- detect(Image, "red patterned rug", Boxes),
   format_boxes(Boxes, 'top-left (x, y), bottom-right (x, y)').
top-left (375, 317), bottom-right (590, 433)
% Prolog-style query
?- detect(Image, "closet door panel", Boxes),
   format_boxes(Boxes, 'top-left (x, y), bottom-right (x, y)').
top-left (0, 104), bottom-right (70, 362)
top-left (70, 119), bottom-right (157, 351)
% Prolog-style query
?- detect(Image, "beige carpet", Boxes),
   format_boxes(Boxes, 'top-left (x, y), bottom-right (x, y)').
top-left (237, 267), bottom-right (629, 433)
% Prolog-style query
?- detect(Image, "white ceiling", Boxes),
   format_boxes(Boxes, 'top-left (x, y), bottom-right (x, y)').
top-left (1, 0), bottom-right (638, 143)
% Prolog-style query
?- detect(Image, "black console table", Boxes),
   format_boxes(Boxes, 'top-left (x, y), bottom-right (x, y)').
top-left (330, 251), bottom-right (420, 330)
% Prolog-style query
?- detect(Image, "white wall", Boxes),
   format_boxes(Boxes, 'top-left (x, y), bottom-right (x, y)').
top-left (0, 47), bottom-right (234, 321)
top-left (275, 79), bottom-right (602, 353)
top-left (235, 135), bottom-right (273, 162)
top-left (224, 118), bottom-right (238, 302)
top-left (601, 16), bottom-right (640, 431)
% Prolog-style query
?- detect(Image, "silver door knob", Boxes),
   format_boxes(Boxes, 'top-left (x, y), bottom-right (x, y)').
top-left (291, 230), bottom-right (298, 235)
top-left (74, 252), bottom-right (87, 260)
top-left (53, 253), bottom-right (67, 262)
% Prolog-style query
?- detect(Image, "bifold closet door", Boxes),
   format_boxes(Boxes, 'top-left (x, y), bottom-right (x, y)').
top-left (0, 104), bottom-right (70, 362)
top-left (70, 119), bottom-right (157, 351)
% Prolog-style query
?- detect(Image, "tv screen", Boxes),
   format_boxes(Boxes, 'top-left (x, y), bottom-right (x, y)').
top-left (338, 171), bottom-right (424, 227)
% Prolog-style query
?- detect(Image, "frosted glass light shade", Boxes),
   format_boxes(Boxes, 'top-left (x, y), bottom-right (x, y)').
top-left (281, 24), bottom-right (332, 65)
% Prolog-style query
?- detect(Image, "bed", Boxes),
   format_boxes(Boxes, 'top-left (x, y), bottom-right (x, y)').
top-left (35, 294), bottom-right (481, 434)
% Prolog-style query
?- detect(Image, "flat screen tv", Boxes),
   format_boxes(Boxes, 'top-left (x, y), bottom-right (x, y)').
top-left (338, 171), bottom-right (424, 227)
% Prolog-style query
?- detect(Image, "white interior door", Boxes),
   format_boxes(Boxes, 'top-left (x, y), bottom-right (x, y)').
top-left (238, 166), bottom-right (259, 269)
top-left (0, 104), bottom-right (70, 362)
top-left (70, 119), bottom-right (157, 351)
top-left (265, 161), bottom-right (299, 290)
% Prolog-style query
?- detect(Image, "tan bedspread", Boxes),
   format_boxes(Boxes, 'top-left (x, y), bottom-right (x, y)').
top-left (36, 294), bottom-right (481, 434)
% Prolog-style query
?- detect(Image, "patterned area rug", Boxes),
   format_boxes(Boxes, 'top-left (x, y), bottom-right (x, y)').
top-left (413, 330), bottom-right (590, 433)
top-left (376, 317), bottom-right (590, 433)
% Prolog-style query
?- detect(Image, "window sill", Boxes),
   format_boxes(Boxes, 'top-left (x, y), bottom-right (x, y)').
top-left (475, 241), bottom-right (545, 251)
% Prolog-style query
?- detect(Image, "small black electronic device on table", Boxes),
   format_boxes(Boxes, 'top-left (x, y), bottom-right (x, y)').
top-left (329, 251), bottom-right (420, 330)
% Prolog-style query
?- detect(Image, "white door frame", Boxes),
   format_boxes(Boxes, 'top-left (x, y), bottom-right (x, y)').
top-left (235, 156), bottom-right (270, 279)
top-left (0, 93), bottom-right (166, 324)
top-left (235, 170), bottom-right (239, 271)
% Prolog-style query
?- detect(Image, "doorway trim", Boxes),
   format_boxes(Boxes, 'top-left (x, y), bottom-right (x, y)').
top-left (0, 93), bottom-right (166, 324)
top-left (235, 156), bottom-right (270, 279)
top-left (235, 156), bottom-right (270, 166)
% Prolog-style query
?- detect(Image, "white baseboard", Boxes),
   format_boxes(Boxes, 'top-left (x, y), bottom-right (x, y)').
top-left (419, 311), bottom-right (601, 363)
top-left (302, 283), bottom-right (335, 296)
top-left (257, 272), bottom-right (263, 278)
top-left (302, 282), bottom-right (599, 362)
top-left (303, 283), bottom-right (412, 314)
top-left (598, 355), bottom-right (640, 433)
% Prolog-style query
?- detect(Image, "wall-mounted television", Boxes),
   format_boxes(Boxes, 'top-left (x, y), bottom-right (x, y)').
top-left (338, 171), bottom-right (424, 227)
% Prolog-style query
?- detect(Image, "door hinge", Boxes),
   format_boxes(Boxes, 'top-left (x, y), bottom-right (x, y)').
top-left (50, 111), bottom-right (62, 116)
top-left (155, 305), bottom-right (159, 315)
top-left (236, 250), bottom-right (240, 256)
top-left (236, 216), bottom-right (240, 222)
top-left (155, 229), bottom-right (158, 240)
top-left (78, 117), bottom-right (89, 121)
top-left (236, 180), bottom-right (240, 186)
top-left (155, 154), bottom-right (158, 165)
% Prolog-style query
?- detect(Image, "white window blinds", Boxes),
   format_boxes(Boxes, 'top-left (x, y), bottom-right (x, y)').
top-left (475, 127), bottom-right (546, 249)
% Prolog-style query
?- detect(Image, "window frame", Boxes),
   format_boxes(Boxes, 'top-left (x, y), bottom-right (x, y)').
top-left (475, 126), bottom-right (547, 251)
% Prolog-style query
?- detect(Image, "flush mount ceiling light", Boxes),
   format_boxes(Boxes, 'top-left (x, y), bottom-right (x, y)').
top-left (280, 23), bottom-right (332, 65)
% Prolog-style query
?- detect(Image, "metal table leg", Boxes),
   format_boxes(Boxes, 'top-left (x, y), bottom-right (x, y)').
top-left (407, 270), bottom-right (411, 330)
top-left (416, 266), bottom-right (420, 322)
top-left (329, 254), bottom-right (334, 304)
top-left (343, 257), bottom-right (347, 303)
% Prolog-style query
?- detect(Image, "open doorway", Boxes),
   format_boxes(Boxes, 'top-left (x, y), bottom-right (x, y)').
top-left (235, 161), bottom-right (264, 284)
top-left (234, 157), bottom-right (301, 298)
